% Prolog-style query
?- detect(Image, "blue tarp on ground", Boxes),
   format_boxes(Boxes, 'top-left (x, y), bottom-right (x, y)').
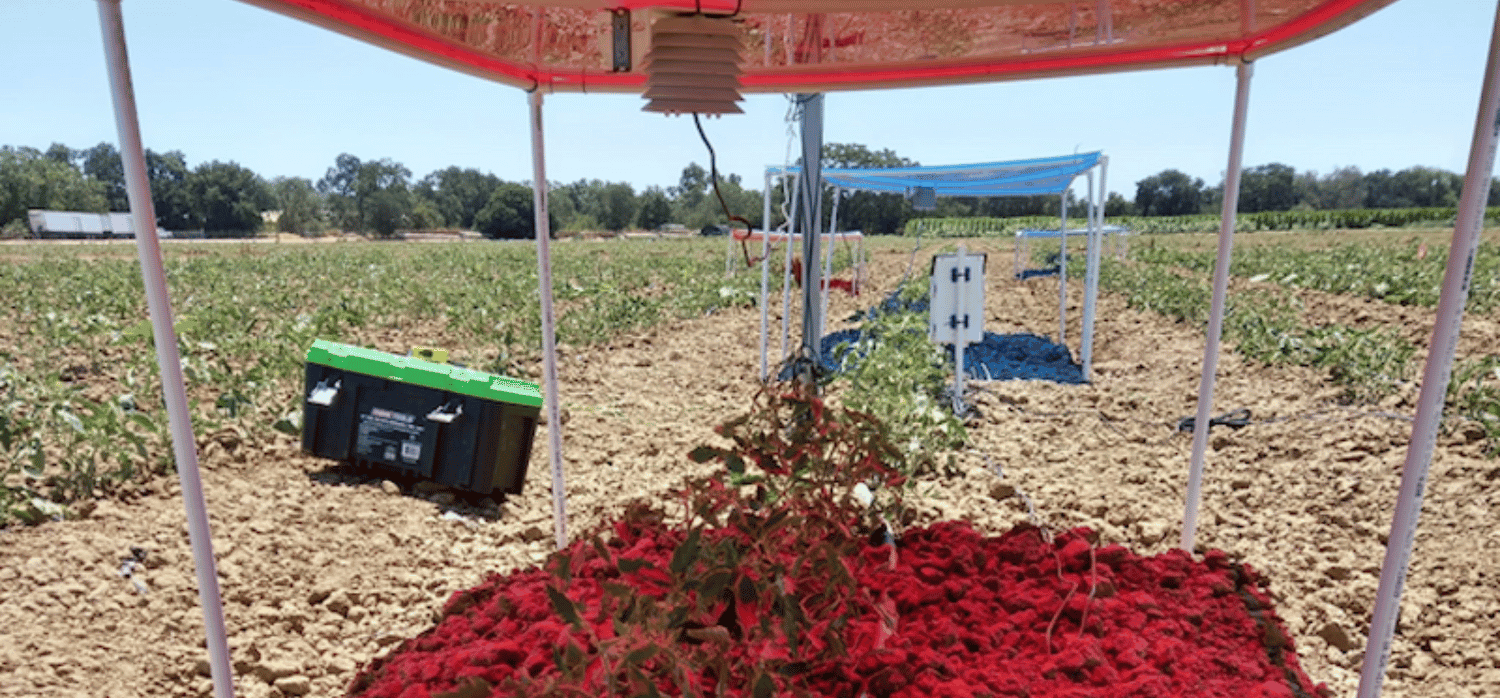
top-left (781, 290), bottom-right (1084, 384)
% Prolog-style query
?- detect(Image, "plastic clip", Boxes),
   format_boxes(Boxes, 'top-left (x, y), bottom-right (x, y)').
top-left (426, 403), bottom-right (464, 424)
top-left (307, 379), bottom-right (341, 407)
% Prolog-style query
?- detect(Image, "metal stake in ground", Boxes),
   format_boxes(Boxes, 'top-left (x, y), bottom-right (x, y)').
top-left (796, 93), bottom-right (825, 390)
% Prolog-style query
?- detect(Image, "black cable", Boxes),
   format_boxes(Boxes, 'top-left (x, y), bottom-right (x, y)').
top-left (693, 112), bottom-right (758, 264)
top-left (1176, 408), bottom-right (1253, 434)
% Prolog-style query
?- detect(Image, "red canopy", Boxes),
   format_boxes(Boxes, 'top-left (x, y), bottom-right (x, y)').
top-left (237, 0), bottom-right (1395, 93)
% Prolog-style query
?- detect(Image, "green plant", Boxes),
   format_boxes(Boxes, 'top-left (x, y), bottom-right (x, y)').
top-left (1091, 254), bottom-right (1415, 405)
top-left (1448, 356), bottom-right (1500, 454)
top-left (0, 238), bottom-right (767, 526)
top-left (830, 310), bottom-right (966, 477)
top-left (511, 384), bottom-right (909, 696)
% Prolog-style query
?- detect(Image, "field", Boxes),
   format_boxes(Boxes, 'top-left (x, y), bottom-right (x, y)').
top-left (0, 230), bottom-right (1497, 697)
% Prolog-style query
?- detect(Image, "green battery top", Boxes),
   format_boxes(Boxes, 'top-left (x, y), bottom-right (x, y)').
top-left (306, 339), bottom-right (543, 408)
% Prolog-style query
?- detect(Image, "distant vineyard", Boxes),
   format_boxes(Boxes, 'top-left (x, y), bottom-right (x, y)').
top-left (904, 206), bottom-right (1500, 237)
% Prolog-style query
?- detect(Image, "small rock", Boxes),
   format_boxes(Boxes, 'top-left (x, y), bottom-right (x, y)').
top-left (274, 675), bottom-right (312, 695)
top-left (194, 658), bottom-right (212, 677)
top-left (1137, 520), bottom-right (1168, 544)
top-left (374, 631), bottom-right (404, 647)
top-left (431, 492), bottom-right (457, 506)
top-left (521, 525), bottom-right (549, 543)
top-left (380, 480), bottom-right (400, 496)
top-left (326, 656), bottom-right (357, 674)
top-left (1323, 565), bottom-right (1351, 581)
top-left (988, 482), bottom-right (1016, 500)
top-left (253, 659), bottom-right (299, 683)
top-left (346, 605), bottom-right (367, 622)
top-left (1317, 622), bottom-right (1358, 652)
top-left (324, 589), bottom-right (351, 616)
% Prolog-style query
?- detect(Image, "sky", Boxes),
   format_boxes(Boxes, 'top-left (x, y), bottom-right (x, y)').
top-left (2, 0), bottom-right (1495, 202)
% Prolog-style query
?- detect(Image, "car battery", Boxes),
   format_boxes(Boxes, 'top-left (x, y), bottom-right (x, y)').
top-left (301, 339), bottom-right (542, 497)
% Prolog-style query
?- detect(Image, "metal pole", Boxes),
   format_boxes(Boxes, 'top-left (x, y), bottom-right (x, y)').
top-left (1081, 167), bottom-right (1102, 381)
top-left (1058, 186), bottom-right (1069, 345)
top-left (821, 187), bottom-right (840, 336)
top-left (760, 173), bottom-right (773, 381)
top-left (797, 93), bottom-right (825, 387)
top-left (954, 245), bottom-right (967, 408)
top-left (528, 90), bottom-right (569, 551)
top-left (96, 3), bottom-right (233, 697)
top-left (1358, 3), bottom-right (1500, 693)
top-left (781, 174), bottom-right (800, 366)
top-left (1182, 61), bottom-right (1254, 552)
top-left (725, 233), bottom-right (733, 277)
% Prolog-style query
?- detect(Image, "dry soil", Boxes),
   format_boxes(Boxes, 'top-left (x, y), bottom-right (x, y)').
top-left (0, 238), bottom-right (1496, 698)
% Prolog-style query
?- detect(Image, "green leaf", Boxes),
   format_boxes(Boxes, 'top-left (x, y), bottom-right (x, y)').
top-left (617, 557), bottom-right (655, 574)
top-left (752, 673), bottom-right (775, 698)
top-left (433, 677), bottom-right (493, 698)
top-left (737, 575), bottom-right (758, 605)
top-left (687, 445), bottom-right (719, 463)
top-left (591, 535), bottom-right (612, 563)
top-left (272, 410), bottom-right (303, 435)
top-left (724, 453), bottom-right (745, 475)
top-left (628, 667), bottom-right (661, 698)
top-left (546, 586), bottom-right (583, 630)
top-left (700, 570), bottom-right (733, 605)
top-left (669, 527), bottom-right (701, 577)
top-left (624, 645), bottom-right (659, 665)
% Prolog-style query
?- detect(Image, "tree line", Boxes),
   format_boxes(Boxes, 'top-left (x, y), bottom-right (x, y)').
top-left (4, 141), bottom-right (1494, 238)
top-left (1129, 163), bottom-right (1500, 216)
top-left (0, 143), bottom-right (766, 239)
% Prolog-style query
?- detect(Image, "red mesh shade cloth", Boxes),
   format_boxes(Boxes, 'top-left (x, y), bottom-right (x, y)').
top-left (236, 0), bottom-right (1395, 93)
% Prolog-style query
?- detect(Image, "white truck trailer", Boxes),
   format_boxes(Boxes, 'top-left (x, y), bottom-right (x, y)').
top-left (25, 209), bottom-right (164, 239)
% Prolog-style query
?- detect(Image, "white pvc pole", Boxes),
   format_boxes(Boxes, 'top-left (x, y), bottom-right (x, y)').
top-left (1081, 167), bottom-right (1102, 381)
top-left (528, 90), bottom-right (569, 551)
top-left (1014, 232), bottom-right (1022, 279)
top-left (781, 174), bottom-right (800, 366)
top-left (857, 235), bottom-right (865, 295)
top-left (954, 245), bottom-right (967, 408)
top-left (1058, 186), bottom-right (1069, 345)
top-left (1182, 61), bottom-right (1253, 552)
top-left (1358, 4), bottom-right (1500, 694)
top-left (821, 188), bottom-right (840, 335)
top-left (96, 4), bottom-right (233, 697)
top-left (760, 173), bottom-right (773, 381)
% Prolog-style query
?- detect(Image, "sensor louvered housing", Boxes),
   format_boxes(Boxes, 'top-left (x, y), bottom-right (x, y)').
top-left (642, 14), bottom-right (744, 116)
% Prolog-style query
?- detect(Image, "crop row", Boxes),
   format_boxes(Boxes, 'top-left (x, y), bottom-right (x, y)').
top-left (1056, 241), bottom-right (1500, 450)
top-left (906, 206), bottom-right (1500, 237)
top-left (0, 239), bottom-right (765, 526)
top-left (1128, 239), bottom-right (1500, 313)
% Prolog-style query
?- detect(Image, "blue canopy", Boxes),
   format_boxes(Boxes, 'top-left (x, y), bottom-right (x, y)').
top-left (767, 151), bottom-right (1102, 197)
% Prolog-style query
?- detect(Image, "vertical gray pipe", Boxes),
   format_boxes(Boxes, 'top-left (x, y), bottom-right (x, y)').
top-left (797, 94), bottom-right (825, 388)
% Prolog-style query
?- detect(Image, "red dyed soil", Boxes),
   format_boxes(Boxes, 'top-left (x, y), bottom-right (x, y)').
top-left (349, 520), bottom-right (1320, 698)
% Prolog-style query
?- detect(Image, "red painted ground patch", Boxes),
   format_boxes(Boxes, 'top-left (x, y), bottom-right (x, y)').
top-left (348, 519), bottom-right (1323, 698)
